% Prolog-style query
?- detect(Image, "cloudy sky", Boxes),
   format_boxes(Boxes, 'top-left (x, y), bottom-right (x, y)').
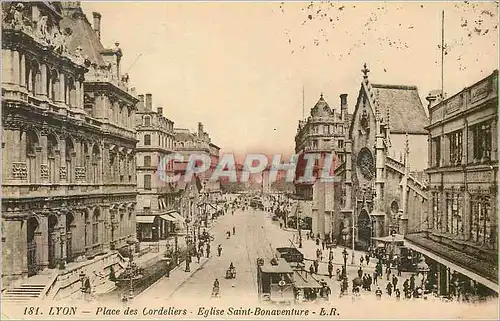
top-left (81, 1), bottom-right (498, 155)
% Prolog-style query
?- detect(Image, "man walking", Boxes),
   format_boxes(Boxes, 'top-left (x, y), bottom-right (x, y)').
top-left (206, 243), bottom-right (211, 258)
top-left (328, 260), bottom-right (333, 279)
top-left (217, 244), bottom-right (222, 257)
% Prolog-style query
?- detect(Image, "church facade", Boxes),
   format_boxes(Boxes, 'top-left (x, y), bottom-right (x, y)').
top-left (332, 65), bottom-right (429, 248)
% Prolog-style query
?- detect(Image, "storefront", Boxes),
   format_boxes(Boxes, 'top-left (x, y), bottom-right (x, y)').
top-left (136, 212), bottom-right (183, 242)
top-left (405, 233), bottom-right (498, 301)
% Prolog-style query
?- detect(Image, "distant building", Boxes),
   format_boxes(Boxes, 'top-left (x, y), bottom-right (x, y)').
top-left (405, 70), bottom-right (498, 298)
top-left (294, 94), bottom-right (348, 200)
top-left (174, 123), bottom-right (221, 225)
top-left (135, 93), bottom-right (180, 242)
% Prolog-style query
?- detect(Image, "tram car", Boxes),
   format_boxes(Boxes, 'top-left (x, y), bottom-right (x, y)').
top-left (256, 257), bottom-right (295, 304)
top-left (256, 257), bottom-right (324, 304)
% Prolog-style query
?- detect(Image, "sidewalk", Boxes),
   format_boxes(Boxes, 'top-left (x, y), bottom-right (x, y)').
top-left (131, 216), bottom-right (223, 303)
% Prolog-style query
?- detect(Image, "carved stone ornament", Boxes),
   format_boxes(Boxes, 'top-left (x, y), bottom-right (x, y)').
top-left (40, 164), bottom-right (49, 179)
top-left (60, 166), bottom-right (67, 180)
top-left (360, 109), bottom-right (370, 135)
top-left (357, 148), bottom-right (375, 180)
top-left (12, 162), bottom-right (28, 180)
top-left (75, 167), bottom-right (86, 180)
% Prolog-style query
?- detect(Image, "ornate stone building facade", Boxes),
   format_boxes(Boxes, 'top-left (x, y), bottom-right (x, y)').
top-left (135, 93), bottom-right (180, 242)
top-left (333, 64), bottom-right (429, 249)
top-left (405, 70), bottom-right (498, 297)
top-left (294, 94), bottom-right (349, 201)
top-left (2, 2), bottom-right (138, 286)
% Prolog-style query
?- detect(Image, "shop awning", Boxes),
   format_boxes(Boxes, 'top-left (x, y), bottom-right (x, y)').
top-left (405, 233), bottom-right (498, 293)
top-left (136, 216), bottom-right (155, 224)
top-left (160, 214), bottom-right (177, 222)
top-left (168, 211), bottom-right (185, 223)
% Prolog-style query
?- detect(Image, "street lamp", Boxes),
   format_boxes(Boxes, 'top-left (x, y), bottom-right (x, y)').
top-left (342, 248), bottom-right (348, 276)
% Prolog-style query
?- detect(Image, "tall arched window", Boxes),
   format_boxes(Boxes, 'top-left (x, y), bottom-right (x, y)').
top-left (92, 209), bottom-right (100, 245)
top-left (47, 134), bottom-right (58, 182)
top-left (31, 61), bottom-right (40, 96)
top-left (26, 130), bottom-right (39, 183)
top-left (65, 137), bottom-right (75, 183)
top-left (91, 144), bottom-right (100, 184)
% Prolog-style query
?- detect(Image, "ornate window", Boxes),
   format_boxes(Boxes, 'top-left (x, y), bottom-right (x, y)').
top-left (445, 192), bottom-right (463, 235)
top-left (92, 209), bottom-right (100, 245)
top-left (471, 122), bottom-right (492, 163)
top-left (470, 195), bottom-right (493, 245)
top-left (144, 155), bottom-right (151, 167)
top-left (448, 130), bottom-right (463, 165)
top-left (357, 147), bottom-right (375, 180)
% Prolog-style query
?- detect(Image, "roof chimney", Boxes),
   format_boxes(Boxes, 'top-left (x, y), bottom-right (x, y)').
top-left (157, 107), bottom-right (163, 115)
top-left (426, 90), bottom-right (442, 110)
top-left (340, 94), bottom-right (348, 108)
top-left (92, 12), bottom-right (101, 40)
top-left (137, 94), bottom-right (144, 110)
top-left (198, 122), bottom-right (204, 137)
top-left (145, 94), bottom-right (152, 111)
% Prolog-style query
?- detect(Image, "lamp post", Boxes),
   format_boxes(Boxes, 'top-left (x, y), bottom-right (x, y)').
top-left (342, 248), bottom-right (348, 275)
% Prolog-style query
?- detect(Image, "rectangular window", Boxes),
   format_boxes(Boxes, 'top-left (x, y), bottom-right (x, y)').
top-left (472, 122), bottom-right (492, 162)
top-left (448, 130), bottom-right (463, 165)
top-left (433, 137), bottom-right (441, 167)
top-left (338, 140), bottom-right (344, 149)
top-left (144, 174), bottom-right (152, 190)
top-left (144, 134), bottom-right (151, 146)
top-left (144, 155), bottom-right (151, 167)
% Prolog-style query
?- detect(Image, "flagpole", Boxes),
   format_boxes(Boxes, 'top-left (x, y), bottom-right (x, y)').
top-left (302, 85), bottom-right (305, 120)
top-left (441, 10), bottom-right (445, 99)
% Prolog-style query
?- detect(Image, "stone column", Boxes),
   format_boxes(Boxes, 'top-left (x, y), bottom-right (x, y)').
top-left (57, 73), bottom-right (65, 104)
top-left (40, 63), bottom-right (48, 98)
top-left (102, 205), bottom-right (111, 252)
top-left (12, 50), bottom-right (20, 86)
top-left (20, 53), bottom-right (26, 88)
top-left (58, 214), bottom-right (67, 263)
top-left (37, 215), bottom-right (49, 270)
top-left (40, 132), bottom-right (48, 184)
top-left (2, 49), bottom-right (13, 84)
top-left (59, 137), bottom-right (67, 184)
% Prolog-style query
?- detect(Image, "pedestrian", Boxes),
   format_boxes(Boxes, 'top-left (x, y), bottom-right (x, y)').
top-left (410, 274), bottom-right (415, 291)
top-left (403, 279), bottom-right (409, 298)
top-left (357, 266), bottom-right (363, 278)
top-left (321, 240), bottom-right (325, 251)
top-left (397, 263), bottom-right (402, 276)
top-left (328, 260), bottom-right (333, 279)
top-left (206, 244), bottom-right (211, 258)
top-left (385, 266), bottom-right (391, 280)
top-left (360, 256), bottom-right (364, 266)
top-left (365, 254), bottom-right (370, 265)
top-left (196, 250), bottom-right (201, 263)
top-left (373, 270), bottom-right (378, 285)
top-left (395, 288), bottom-right (401, 300)
top-left (309, 264), bottom-right (315, 275)
top-left (232, 226), bottom-right (235, 235)
top-left (217, 244), bottom-right (222, 257)
top-left (313, 259), bottom-right (319, 274)
top-left (392, 274), bottom-right (398, 289)
top-left (375, 286), bottom-right (382, 299)
top-left (386, 282), bottom-right (393, 296)
top-left (328, 249), bottom-right (334, 262)
top-left (367, 274), bottom-right (372, 291)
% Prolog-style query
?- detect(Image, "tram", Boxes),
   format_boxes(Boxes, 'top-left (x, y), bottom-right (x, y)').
top-left (256, 256), bottom-right (324, 304)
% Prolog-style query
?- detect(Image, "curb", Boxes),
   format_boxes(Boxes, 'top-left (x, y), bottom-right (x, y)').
top-left (166, 256), bottom-right (212, 299)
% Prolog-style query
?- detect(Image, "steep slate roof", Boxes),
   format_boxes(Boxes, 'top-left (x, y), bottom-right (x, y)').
top-left (371, 84), bottom-right (429, 134)
top-left (310, 94), bottom-right (333, 118)
top-left (60, 9), bottom-right (106, 66)
top-left (175, 131), bottom-right (196, 142)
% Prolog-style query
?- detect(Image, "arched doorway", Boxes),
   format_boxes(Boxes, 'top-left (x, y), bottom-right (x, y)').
top-left (66, 213), bottom-right (74, 263)
top-left (357, 209), bottom-right (371, 250)
top-left (27, 217), bottom-right (39, 276)
top-left (48, 215), bottom-right (58, 269)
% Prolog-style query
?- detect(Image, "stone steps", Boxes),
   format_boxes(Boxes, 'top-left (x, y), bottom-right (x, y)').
top-left (2, 284), bottom-right (46, 302)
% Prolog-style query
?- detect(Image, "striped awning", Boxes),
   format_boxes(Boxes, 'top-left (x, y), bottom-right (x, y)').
top-left (160, 214), bottom-right (176, 222)
top-left (168, 211), bottom-right (185, 223)
top-left (136, 216), bottom-right (155, 224)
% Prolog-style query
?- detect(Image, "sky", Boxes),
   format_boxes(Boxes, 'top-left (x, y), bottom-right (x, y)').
top-left (81, 1), bottom-right (498, 156)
